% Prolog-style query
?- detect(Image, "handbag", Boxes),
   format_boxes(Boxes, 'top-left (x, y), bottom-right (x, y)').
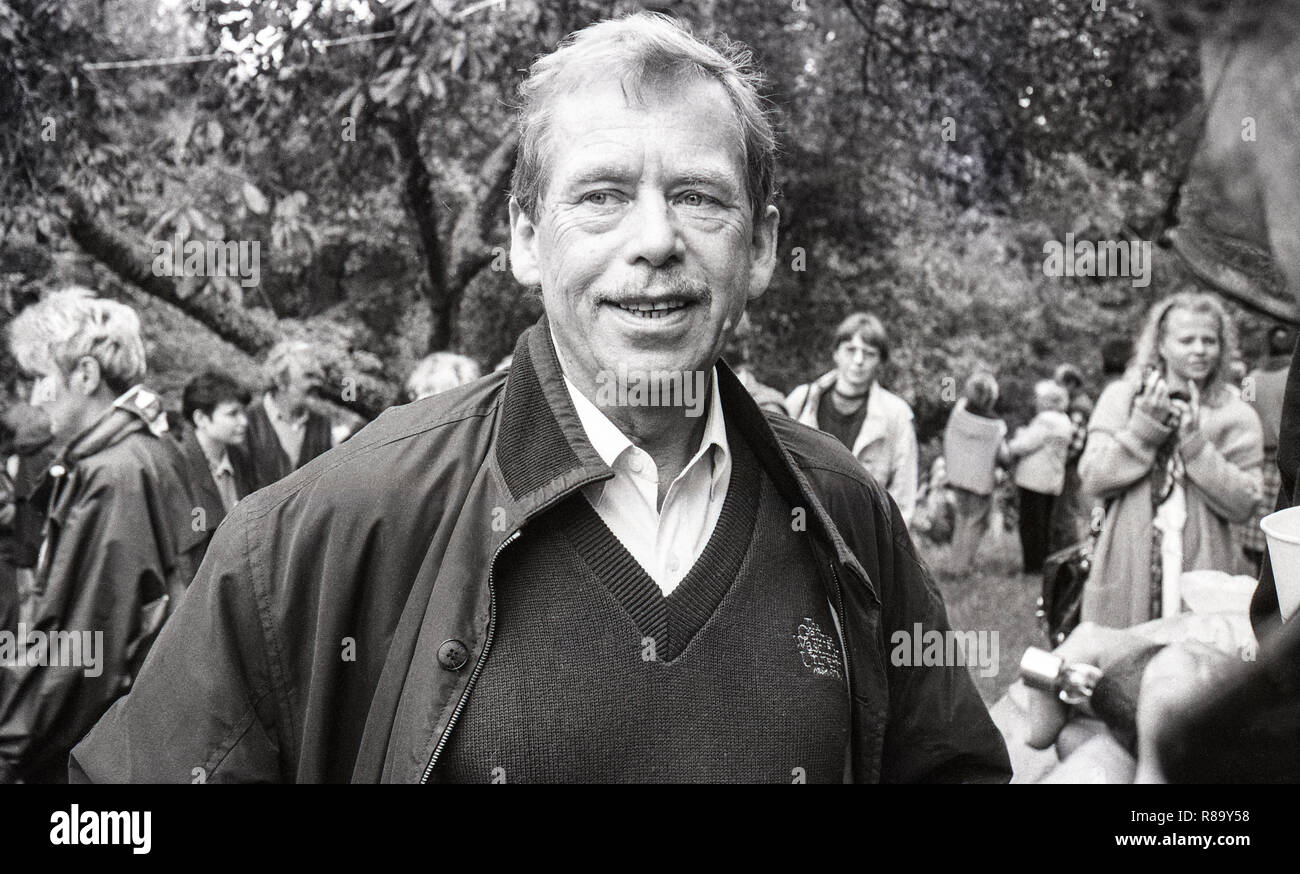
top-left (1037, 505), bottom-right (1105, 647)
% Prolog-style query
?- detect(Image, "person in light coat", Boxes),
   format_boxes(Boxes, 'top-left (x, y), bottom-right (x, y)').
top-left (786, 312), bottom-right (918, 523)
top-left (1078, 291), bottom-right (1263, 628)
top-left (943, 372), bottom-right (1006, 573)
top-left (1002, 380), bottom-right (1074, 574)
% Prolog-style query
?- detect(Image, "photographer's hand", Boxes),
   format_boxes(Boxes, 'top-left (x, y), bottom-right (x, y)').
top-left (1025, 623), bottom-right (1156, 751)
top-left (1025, 623), bottom-right (1235, 783)
top-left (1134, 369), bottom-right (1173, 423)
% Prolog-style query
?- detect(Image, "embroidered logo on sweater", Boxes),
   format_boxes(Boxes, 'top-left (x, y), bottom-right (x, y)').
top-left (794, 618), bottom-right (843, 680)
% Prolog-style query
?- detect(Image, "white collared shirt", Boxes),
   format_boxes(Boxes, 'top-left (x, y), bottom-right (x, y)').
top-left (562, 368), bottom-right (731, 597)
top-left (263, 393), bottom-right (307, 467)
top-left (197, 432), bottom-right (240, 513)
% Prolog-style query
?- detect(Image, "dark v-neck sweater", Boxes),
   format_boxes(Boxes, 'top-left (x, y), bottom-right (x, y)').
top-left (435, 428), bottom-right (850, 783)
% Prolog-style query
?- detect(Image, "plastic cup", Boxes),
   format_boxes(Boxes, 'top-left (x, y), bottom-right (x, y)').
top-left (1259, 506), bottom-right (1300, 622)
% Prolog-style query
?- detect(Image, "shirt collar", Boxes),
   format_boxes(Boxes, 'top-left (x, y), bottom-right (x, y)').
top-left (558, 356), bottom-right (730, 501)
top-left (195, 430), bottom-right (234, 477)
top-left (211, 452), bottom-right (234, 478)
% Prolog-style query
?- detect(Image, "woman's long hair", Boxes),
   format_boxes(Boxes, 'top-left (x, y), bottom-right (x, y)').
top-left (1126, 290), bottom-right (1240, 403)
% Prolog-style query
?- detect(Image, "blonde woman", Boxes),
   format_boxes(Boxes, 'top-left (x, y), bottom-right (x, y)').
top-left (1078, 291), bottom-right (1263, 628)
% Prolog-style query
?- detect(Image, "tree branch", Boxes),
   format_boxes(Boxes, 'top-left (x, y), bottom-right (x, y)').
top-left (61, 192), bottom-right (395, 418)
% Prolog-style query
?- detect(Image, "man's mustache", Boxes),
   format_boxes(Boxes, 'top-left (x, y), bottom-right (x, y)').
top-left (601, 275), bottom-right (711, 305)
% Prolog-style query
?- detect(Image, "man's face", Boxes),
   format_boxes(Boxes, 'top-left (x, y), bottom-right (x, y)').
top-left (27, 359), bottom-right (93, 441)
top-left (196, 400), bottom-right (249, 447)
top-left (275, 363), bottom-right (321, 414)
top-left (510, 77), bottom-right (779, 396)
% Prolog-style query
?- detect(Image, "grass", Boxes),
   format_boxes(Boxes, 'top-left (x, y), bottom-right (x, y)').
top-left (913, 526), bottom-right (1045, 705)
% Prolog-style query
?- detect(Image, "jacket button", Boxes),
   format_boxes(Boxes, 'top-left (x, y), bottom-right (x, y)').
top-left (437, 639), bottom-right (469, 671)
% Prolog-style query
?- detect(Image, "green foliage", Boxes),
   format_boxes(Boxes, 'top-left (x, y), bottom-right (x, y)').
top-left (2, 0), bottom-right (1235, 431)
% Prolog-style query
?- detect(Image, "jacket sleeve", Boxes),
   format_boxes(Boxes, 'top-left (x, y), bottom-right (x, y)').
top-left (875, 490), bottom-right (1011, 783)
top-left (1180, 404), bottom-right (1264, 524)
top-left (68, 506), bottom-right (284, 783)
top-left (889, 416), bottom-right (919, 524)
top-left (1078, 381), bottom-right (1173, 499)
top-left (1005, 421), bottom-right (1045, 458)
top-left (0, 466), bottom-right (161, 782)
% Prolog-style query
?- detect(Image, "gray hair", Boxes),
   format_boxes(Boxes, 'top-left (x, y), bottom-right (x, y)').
top-left (262, 340), bottom-right (325, 393)
top-left (8, 287), bottom-right (147, 394)
top-left (511, 11), bottom-right (776, 221)
top-left (1034, 379), bottom-right (1070, 413)
top-left (406, 352), bottom-right (482, 401)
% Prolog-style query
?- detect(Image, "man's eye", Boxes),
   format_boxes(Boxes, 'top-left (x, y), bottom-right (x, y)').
top-left (676, 192), bottom-right (712, 207)
top-left (581, 191), bottom-right (619, 206)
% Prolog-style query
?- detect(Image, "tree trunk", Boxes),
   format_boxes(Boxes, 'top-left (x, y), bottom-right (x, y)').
top-left (389, 109), bottom-right (453, 352)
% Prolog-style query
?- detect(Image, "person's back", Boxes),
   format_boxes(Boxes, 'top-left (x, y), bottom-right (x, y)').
top-left (1010, 410), bottom-right (1074, 496)
top-left (944, 397), bottom-right (1006, 496)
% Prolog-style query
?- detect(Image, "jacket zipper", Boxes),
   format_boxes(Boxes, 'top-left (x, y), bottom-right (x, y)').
top-left (828, 560), bottom-right (854, 782)
top-left (828, 562), bottom-right (852, 691)
top-left (419, 528), bottom-right (520, 783)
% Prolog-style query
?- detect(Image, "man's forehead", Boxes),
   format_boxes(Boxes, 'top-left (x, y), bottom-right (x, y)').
top-left (548, 74), bottom-right (740, 128)
top-left (543, 78), bottom-right (745, 177)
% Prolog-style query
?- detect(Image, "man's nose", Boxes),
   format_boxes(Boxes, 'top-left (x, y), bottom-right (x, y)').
top-left (626, 192), bottom-right (684, 267)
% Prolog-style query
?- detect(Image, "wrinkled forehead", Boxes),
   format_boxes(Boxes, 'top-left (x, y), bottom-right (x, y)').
top-left (536, 72), bottom-right (746, 188)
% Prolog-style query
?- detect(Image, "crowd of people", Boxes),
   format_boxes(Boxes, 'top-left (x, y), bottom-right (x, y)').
top-left (914, 294), bottom-right (1284, 613)
top-left (0, 10), bottom-right (1296, 784)
top-left (0, 291), bottom-right (487, 782)
top-left (0, 280), bottom-right (1289, 782)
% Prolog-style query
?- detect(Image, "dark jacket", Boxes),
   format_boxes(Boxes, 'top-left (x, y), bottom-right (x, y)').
top-left (243, 396), bottom-right (333, 492)
top-left (0, 388), bottom-right (203, 783)
top-left (176, 427), bottom-right (253, 565)
top-left (71, 323), bottom-right (1010, 783)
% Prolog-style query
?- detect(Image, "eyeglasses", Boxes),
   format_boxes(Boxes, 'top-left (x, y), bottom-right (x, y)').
top-left (839, 344), bottom-right (880, 361)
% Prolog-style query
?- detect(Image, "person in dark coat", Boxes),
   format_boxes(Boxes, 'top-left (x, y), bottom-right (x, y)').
top-left (0, 288), bottom-right (202, 783)
top-left (70, 13), bottom-right (1008, 784)
top-left (243, 340), bottom-right (335, 492)
top-left (1, 404), bottom-right (53, 637)
top-left (178, 371), bottom-right (254, 565)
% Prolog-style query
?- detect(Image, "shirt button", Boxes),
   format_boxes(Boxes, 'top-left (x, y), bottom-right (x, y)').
top-left (668, 555), bottom-right (680, 573)
top-left (437, 639), bottom-right (469, 671)
top-left (628, 454), bottom-right (644, 474)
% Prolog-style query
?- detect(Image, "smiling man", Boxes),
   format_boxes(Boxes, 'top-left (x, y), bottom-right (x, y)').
top-left (71, 13), bottom-right (1008, 783)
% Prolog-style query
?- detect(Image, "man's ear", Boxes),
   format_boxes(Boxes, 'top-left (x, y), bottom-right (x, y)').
top-left (508, 198), bottom-right (542, 288)
top-left (191, 409), bottom-right (209, 432)
top-left (747, 204), bottom-right (780, 302)
top-left (71, 356), bottom-right (102, 397)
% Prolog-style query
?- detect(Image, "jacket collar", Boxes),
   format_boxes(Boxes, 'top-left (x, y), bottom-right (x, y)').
top-left (54, 385), bottom-right (166, 473)
top-left (492, 318), bottom-right (878, 600)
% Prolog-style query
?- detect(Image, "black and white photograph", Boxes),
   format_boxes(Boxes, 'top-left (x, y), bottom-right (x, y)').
top-left (1, 0), bottom-right (1296, 853)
